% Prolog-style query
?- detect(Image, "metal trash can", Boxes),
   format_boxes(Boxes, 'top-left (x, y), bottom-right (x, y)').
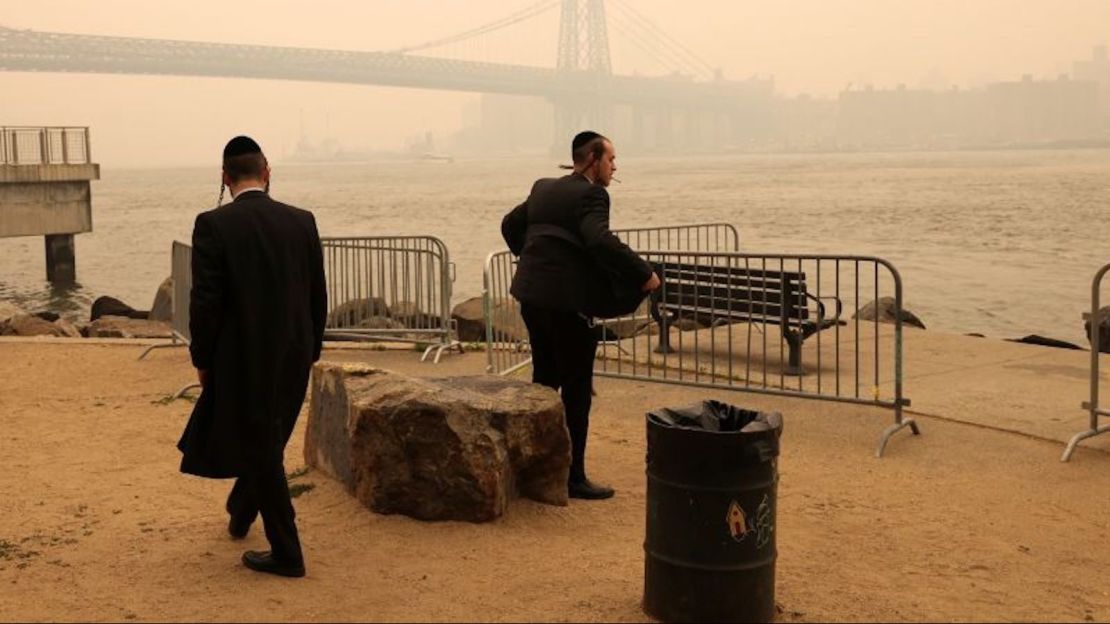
top-left (643, 401), bottom-right (783, 623)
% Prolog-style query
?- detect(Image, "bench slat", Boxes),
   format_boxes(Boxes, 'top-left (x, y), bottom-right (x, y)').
top-left (657, 269), bottom-right (806, 295)
top-left (659, 279), bottom-right (808, 305)
top-left (657, 300), bottom-right (813, 325)
top-left (658, 288), bottom-right (811, 321)
top-left (655, 262), bottom-right (806, 284)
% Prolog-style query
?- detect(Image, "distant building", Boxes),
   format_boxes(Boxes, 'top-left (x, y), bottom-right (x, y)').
top-left (453, 94), bottom-right (554, 155)
top-left (984, 75), bottom-right (1100, 144)
top-left (1073, 46), bottom-right (1110, 107)
top-left (835, 75), bottom-right (1101, 149)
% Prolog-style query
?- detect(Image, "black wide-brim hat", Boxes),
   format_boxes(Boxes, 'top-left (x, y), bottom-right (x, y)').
top-left (223, 135), bottom-right (262, 160)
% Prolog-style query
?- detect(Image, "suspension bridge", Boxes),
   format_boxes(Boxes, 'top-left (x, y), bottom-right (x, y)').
top-left (0, 0), bottom-right (774, 151)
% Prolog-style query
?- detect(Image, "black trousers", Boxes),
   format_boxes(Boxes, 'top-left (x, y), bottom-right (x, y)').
top-left (226, 459), bottom-right (303, 564)
top-left (520, 302), bottom-right (599, 483)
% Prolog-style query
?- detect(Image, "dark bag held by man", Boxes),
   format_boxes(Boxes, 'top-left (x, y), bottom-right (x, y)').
top-left (526, 223), bottom-right (648, 319)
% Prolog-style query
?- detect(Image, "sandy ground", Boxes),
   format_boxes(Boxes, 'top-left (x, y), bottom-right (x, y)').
top-left (2, 337), bottom-right (1110, 622)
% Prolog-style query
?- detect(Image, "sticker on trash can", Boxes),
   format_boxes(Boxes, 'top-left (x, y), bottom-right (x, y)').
top-left (727, 496), bottom-right (774, 547)
top-left (727, 501), bottom-right (748, 541)
top-left (754, 495), bottom-right (774, 549)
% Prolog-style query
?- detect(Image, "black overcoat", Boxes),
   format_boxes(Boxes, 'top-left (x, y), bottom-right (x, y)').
top-left (177, 191), bottom-right (327, 479)
top-left (501, 173), bottom-right (653, 314)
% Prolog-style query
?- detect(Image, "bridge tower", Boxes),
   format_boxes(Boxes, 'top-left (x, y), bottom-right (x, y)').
top-left (553, 0), bottom-right (613, 154)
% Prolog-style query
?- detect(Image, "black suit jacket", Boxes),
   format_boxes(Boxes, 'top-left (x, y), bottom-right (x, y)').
top-left (501, 173), bottom-right (652, 313)
top-left (177, 190), bottom-right (327, 478)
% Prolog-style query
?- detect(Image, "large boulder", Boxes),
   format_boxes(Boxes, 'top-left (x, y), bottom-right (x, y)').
top-left (90, 296), bottom-right (148, 322)
top-left (327, 297), bottom-right (391, 328)
top-left (148, 277), bottom-right (173, 323)
top-left (852, 297), bottom-right (926, 330)
top-left (305, 362), bottom-right (570, 523)
top-left (453, 296), bottom-right (524, 343)
top-left (1085, 306), bottom-right (1110, 353)
top-left (86, 316), bottom-right (173, 339)
top-left (0, 314), bottom-right (66, 337)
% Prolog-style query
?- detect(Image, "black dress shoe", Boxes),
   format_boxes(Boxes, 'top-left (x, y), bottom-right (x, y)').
top-left (228, 514), bottom-right (252, 540)
top-left (242, 551), bottom-right (305, 578)
top-left (568, 478), bottom-right (615, 500)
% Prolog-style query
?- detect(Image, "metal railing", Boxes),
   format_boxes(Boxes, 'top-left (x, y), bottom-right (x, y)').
top-left (1, 126), bottom-right (91, 165)
top-left (484, 248), bottom-right (918, 457)
top-left (485, 223), bottom-right (740, 377)
top-left (138, 241), bottom-right (199, 398)
top-left (613, 223), bottom-right (740, 253)
top-left (1062, 263), bottom-right (1110, 461)
top-left (322, 235), bottom-right (461, 362)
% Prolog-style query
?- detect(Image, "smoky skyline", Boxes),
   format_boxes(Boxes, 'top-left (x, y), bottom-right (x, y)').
top-left (2, 0), bottom-right (1109, 166)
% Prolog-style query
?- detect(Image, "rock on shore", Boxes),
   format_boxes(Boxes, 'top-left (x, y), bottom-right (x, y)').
top-left (853, 297), bottom-right (927, 330)
top-left (1084, 306), bottom-right (1110, 353)
top-left (305, 362), bottom-right (570, 523)
top-left (452, 296), bottom-right (525, 343)
top-left (85, 316), bottom-right (173, 339)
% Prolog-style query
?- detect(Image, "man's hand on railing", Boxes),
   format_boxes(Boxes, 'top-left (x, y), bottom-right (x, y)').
top-left (642, 272), bottom-right (661, 292)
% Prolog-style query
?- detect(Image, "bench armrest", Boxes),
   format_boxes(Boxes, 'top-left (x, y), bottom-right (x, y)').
top-left (806, 293), bottom-right (843, 325)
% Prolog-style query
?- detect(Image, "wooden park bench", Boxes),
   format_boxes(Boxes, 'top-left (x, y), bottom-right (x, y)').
top-left (649, 261), bottom-right (843, 375)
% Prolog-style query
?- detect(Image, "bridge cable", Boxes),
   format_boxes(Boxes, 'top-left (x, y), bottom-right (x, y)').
top-left (609, 0), bottom-right (716, 76)
top-left (607, 19), bottom-right (682, 76)
top-left (608, 0), bottom-right (717, 79)
top-left (391, 0), bottom-right (559, 54)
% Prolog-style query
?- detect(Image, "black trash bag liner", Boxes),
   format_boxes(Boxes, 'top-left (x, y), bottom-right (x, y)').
top-left (648, 400), bottom-right (783, 434)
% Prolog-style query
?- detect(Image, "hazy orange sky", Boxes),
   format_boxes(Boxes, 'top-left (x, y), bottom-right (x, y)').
top-left (2, 0), bottom-right (1108, 166)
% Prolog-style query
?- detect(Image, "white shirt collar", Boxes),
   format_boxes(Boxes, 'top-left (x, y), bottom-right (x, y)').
top-left (232, 186), bottom-right (266, 199)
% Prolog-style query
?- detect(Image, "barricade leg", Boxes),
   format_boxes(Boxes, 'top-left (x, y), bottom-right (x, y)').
top-left (875, 406), bottom-right (920, 458)
top-left (421, 339), bottom-right (464, 364)
top-left (138, 335), bottom-right (183, 360)
top-left (1061, 409), bottom-right (1110, 461)
top-left (174, 382), bottom-right (201, 399)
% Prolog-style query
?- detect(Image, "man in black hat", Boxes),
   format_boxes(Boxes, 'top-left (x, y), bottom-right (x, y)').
top-left (177, 135), bottom-right (327, 577)
top-left (501, 131), bottom-right (660, 500)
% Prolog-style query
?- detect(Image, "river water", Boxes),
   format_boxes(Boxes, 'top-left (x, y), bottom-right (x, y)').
top-left (1, 149), bottom-right (1108, 343)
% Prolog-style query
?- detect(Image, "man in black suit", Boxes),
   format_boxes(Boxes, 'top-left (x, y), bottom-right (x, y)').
top-left (177, 136), bottom-right (326, 578)
top-left (501, 131), bottom-right (660, 500)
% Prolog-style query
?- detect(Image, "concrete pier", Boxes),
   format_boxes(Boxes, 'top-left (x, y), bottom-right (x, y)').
top-left (0, 127), bottom-right (99, 284)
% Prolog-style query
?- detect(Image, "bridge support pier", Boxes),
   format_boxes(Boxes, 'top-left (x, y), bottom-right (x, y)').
top-left (44, 234), bottom-right (77, 284)
top-left (1, 126), bottom-right (99, 284)
top-left (551, 97), bottom-right (614, 155)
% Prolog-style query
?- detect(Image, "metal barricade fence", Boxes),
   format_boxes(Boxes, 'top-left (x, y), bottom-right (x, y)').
top-left (322, 236), bottom-right (461, 362)
top-left (484, 223), bottom-right (740, 378)
top-left (485, 249), bottom-right (918, 457)
top-left (170, 241), bottom-right (192, 342)
top-left (138, 241), bottom-right (192, 361)
top-left (614, 223), bottom-right (740, 253)
top-left (138, 241), bottom-right (199, 398)
top-left (1062, 263), bottom-right (1110, 461)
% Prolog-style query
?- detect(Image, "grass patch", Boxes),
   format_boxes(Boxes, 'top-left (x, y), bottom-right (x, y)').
top-left (150, 393), bottom-right (197, 405)
top-left (0, 538), bottom-right (41, 562)
top-left (286, 466), bottom-right (310, 481)
top-left (288, 483), bottom-right (315, 499)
